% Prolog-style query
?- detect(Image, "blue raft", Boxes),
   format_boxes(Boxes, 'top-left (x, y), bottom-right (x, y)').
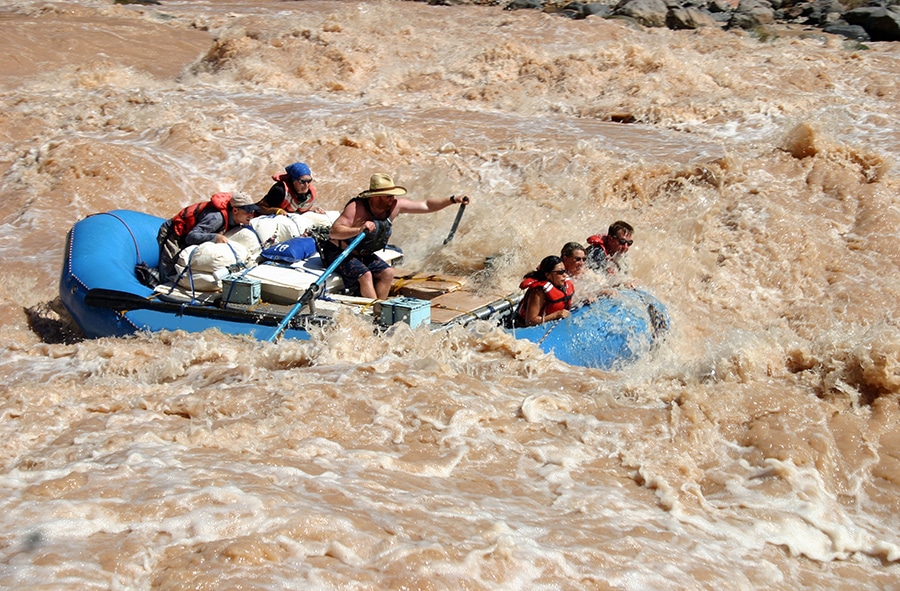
top-left (59, 210), bottom-right (669, 369)
top-left (510, 289), bottom-right (668, 369)
top-left (59, 210), bottom-right (314, 342)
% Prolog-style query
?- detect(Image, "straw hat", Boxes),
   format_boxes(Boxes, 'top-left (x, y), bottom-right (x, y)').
top-left (359, 173), bottom-right (407, 197)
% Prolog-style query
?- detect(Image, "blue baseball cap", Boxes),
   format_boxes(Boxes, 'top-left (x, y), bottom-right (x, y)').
top-left (285, 162), bottom-right (312, 180)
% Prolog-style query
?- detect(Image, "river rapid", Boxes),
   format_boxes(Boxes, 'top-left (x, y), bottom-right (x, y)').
top-left (1, 1), bottom-right (899, 589)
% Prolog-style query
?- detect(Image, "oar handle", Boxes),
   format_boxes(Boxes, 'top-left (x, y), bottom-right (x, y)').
top-left (267, 230), bottom-right (368, 343)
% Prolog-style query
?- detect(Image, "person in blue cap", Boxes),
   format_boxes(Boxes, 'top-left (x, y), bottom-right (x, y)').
top-left (256, 162), bottom-right (325, 215)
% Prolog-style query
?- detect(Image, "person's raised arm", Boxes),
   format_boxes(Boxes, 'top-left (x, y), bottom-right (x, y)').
top-left (398, 194), bottom-right (470, 214)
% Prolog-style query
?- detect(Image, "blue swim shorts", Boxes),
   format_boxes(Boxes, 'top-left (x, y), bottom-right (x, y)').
top-left (320, 240), bottom-right (390, 294)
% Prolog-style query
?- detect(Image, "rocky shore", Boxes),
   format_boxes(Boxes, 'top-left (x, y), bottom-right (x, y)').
top-left (417, 0), bottom-right (900, 42)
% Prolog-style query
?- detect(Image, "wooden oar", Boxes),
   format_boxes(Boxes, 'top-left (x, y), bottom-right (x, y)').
top-left (443, 201), bottom-right (467, 245)
top-left (84, 288), bottom-right (285, 326)
top-left (266, 231), bottom-right (367, 343)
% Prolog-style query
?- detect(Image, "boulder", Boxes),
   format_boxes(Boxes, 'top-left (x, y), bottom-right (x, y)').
top-left (505, 0), bottom-right (546, 9)
top-left (667, 6), bottom-right (722, 28)
top-left (583, 2), bottom-right (614, 17)
top-left (727, 0), bottom-right (776, 28)
top-left (613, 0), bottom-right (670, 27)
top-left (559, 2), bottom-right (613, 18)
top-left (843, 6), bottom-right (900, 41)
top-left (801, 0), bottom-right (847, 26)
top-left (707, 0), bottom-right (739, 13)
top-left (823, 22), bottom-right (871, 40)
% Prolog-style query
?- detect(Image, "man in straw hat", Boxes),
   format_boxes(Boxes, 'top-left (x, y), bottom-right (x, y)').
top-left (322, 173), bottom-right (470, 299)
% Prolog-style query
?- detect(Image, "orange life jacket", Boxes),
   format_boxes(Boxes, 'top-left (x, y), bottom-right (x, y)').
top-left (516, 277), bottom-right (574, 324)
top-left (171, 192), bottom-right (232, 238)
top-left (271, 173), bottom-right (317, 213)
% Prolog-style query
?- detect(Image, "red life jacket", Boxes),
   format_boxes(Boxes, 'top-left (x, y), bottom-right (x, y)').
top-left (171, 192), bottom-right (232, 238)
top-left (516, 277), bottom-right (574, 324)
top-left (586, 234), bottom-right (609, 253)
top-left (586, 234), bottom-right (617, 274)
top-left (271, 173), bottom-right (317, 213)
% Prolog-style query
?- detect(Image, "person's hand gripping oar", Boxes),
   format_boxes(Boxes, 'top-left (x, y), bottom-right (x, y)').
top-left (267, 230), bottom-right (368, 343)
top-left (443, 194), bottom-right (469, 245)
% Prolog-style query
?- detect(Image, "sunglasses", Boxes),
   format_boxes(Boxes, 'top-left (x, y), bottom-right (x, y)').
top-left (551, 269), bottom-right (568, 275)
top-left (617, 238), bottom-right (634, 246)
top-left (296, 177), bottom-right (313, 184)
top-left (571, 256), bottom-right (586, 262)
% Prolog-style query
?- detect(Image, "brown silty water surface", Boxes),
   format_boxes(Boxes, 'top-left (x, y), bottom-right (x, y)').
top-left (1, 1), bottom-right (899, 589)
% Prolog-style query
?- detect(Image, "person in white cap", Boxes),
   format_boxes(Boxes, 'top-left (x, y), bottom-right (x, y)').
top-left (156, 191), bottom-right (259, 282)
top-left (323, 173), bottom-right (470, 299)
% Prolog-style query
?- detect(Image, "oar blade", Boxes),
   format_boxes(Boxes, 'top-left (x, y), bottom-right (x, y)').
top-left (443, 203), bottom-right (466, 245)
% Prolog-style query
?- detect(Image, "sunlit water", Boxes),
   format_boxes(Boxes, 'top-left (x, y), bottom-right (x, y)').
top-left (1, 1), bottom-right (899, 589)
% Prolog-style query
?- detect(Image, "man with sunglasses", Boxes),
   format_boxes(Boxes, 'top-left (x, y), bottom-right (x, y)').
top-left (256, 161), bottom-right (326, 216)
top-left (561, 241), bottom-right (616, 303)
top-left (585, 220), bottom-right (634, 277)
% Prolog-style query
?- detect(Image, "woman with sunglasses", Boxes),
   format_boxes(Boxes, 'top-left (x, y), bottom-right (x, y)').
top-left (256, 161), bottom-right (326, 216)
top-left (585, 220), bottom-right (634, 276)
top-left (514, 255), bottom-right (575, 327)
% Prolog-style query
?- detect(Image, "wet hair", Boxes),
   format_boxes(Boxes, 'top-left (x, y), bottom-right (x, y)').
top-left (608, 220), bottom-right (634, 237)
top-left (561, 242), bottom-right (585, 258)
top-left (525, 255), bottom-right (564, 281)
